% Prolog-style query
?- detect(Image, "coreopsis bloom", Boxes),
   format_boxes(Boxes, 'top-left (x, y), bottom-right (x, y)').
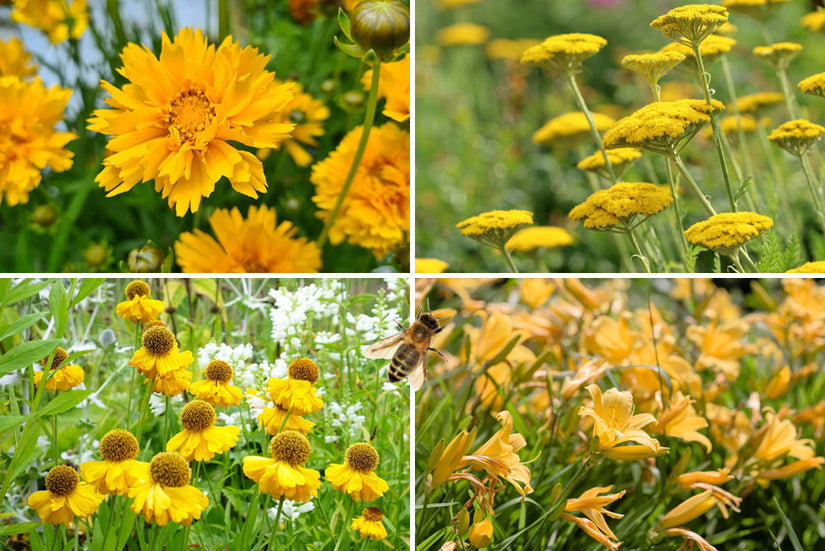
top-left (351, 507), bottom-right (388, 541)
top-left (468, 518), bottom-right (493, 547)
top-left (11, 0), bottom-right (88, 44)
top-left (415, 258), bottom-right (449, 273)
top-left (457, 210), bottom-right (533, 251)
top-left (506, 226), bottom-right (573, 253)
top-left (650, 4), bottom-right (729, 47)
top-left (175, 205), bottom-right (321, 273)
top-left (130, 322), bottom-right (194, 379)
top-left (684, 212), bottom-right (773, 257)
top-left (34, 347), bottom-right (84, 391)
top-left (520, 33), bottom-right (607, 73)
top-left (0, 76), bottom-right (76, 206)
top-left (129, 452), bottom-right (209, 526)
top-left (267, 358), bottom-right (324, 415)
top-left (27, 465), bottom-right (104, 525)
top-left (532, 112), bottom-right (615, 149)
top-left (244, 431), bottom-right (321, 503)
top-left (621, 51), bottom-right (685, 90)
top-left (577, 148), bottom-right (641, 180)
top-left (753, 42), bottom-right (802, 70)
top-left (436, 23), bottom-right (491, 46)
top-left (723, 0), bottom-right (792, 21)
top-left (363, 53), bottom-right (410, 122)
top-left (768, 119), bottom-right (824, 156)
top-left (650, 391), bottom-right (711, 451)
top-left (166, 400), bottom-right (240, 462)
top-left (259, 80), bottom-right (330, 167)
top-left (189, 360), bottom-right (243, 408)
top-left (561, 486), bottom-right (626, 551)
top-left (736, 92), bottom-right (785, 114)
top-left (578, 384), bottom-right (668, 460)
top-left (87, 28), bottom-right (295, 216)
top-left (569, 182), bottom-right (673, 230)
top-left (0, 38), bottom-right (37, 78)
top-left (116, 280), bottom-right (164, 323)
top-left (326, 443), bottom-right (389, 502)
top-left (311, 123), bottom-right (409, 257)
top-left (787, 261), bottom-right (825, 273)
top-left (79, 429), bottom-right (150, 495)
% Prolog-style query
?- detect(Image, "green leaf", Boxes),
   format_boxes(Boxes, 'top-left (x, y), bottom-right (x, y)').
top-left (774, 495), bottom-right (804, 551)
top-left (0, 280), bottom-right (10, 304)
top-left (49, 282), bottom-right (69, 338)
top-left (0, 339), bottom-right (60, 379)
top-left (69, 278), bottom-right (106, 308)
top-left (0, 311), bottom-right (48, 342)
top-left (484, 334), bottom-right (522, 367)
top-left (338, 7), bottom-right (352, 40)
top-left (35, 390), bottom-right (93, 419)
top-left (333, 36), bottom-right (364, 59)
top-left (0, 522), bottom-right (42, 536)
top-left (0, 415), bottom-right (26, 437)
top-left (1, 279), bottom-right (53, 309)
top-left (29, 528), bottom-right (47, 551)
top-left (5, 430), bottom-right (43, 494)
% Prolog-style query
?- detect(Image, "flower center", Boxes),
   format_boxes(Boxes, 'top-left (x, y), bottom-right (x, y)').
top-left (242, 259), bottom-right (268, 273)
top-left (164, 87), bottom-right (216, 145)
top-left (41, 347), bottom-right (68, 371)
top-left (345, 443), bottom-right (379, 473)
top-left (45, 465), bottom-right (79, 496)
top-left (145, 320), bottom-right (167, 330)
top-left (142, 325), bottom-right (175, 355)
top-left (149, 452), bottom-right (191, 487)
top-left (99, 429), bottom-right (139, 461)
top-left (288, 358), bottom-right (319, 384)
top-left (125, 280), bottom-right (151, 300)
top-left (180, 400), bottom-right (216, 431)
top-left (362, 507), bottom-right (384, 522)
top-left (205, 360), bottom-right (233, 382)
top-left (269, 431), bottom-right (311, 466)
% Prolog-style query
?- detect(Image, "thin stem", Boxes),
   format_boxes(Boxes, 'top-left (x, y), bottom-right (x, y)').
top-left (665, 160), bottom-right (690, 262)
top-left (624, 226), bottom-right (652, 273)
top-left (799, 153), bottom-right (825, 236)
top-left (268, 496), bottom-right (286, 549)
top-left (499, 245), bottom-right (519, 273)
top-left (218, 0), bottom-right (230, 41)
top-left (720, 57), bottom-right (759, 199)
top-left (671, 152), bottom-right (718, 216)
top-left (776, 65), bottom-right (799, 120)
top-left (417, 489), bottom-right (433, 538)
top-left (730, 251), bottom-right (746, 273)
top-left (52, 413), bottom-right (58, 466)
top-left (318, 61), bottom-right (382, 248)
top-left (565, 71), bottom-right (617, 183)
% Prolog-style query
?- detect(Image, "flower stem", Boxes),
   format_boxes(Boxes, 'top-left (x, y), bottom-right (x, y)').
top-left (624, 226), bottom-right (652, 273)
top-left (565, 71), bottom-right (617, 183)
top-left (720, 57), bottom-right (759, 199)
top-left (317, 61), bottom-right (382, 249)
top-left (126, 323), bottom-right (141, 423)
top-left (671, 152), bottom-right (717, 216)
top-left (268, 496), bottom-right (286, 549)
top-left (776, 65), bottom-right (799, 120)
top-left (499, 245), bottom-right (519, 273)
top-left (51, 413), bottom-right (58, 466)
top-left (134, 378), bottom-right (155, 443)
top-left (799, 153), bottom-right (825, 236)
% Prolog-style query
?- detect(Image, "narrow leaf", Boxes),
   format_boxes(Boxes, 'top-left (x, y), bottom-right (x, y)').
top-left (69, 278), bottom-right (106, 308)
top-left (0, 339), bottom-right (60, 379)
top-left (0, 311), bottom-right (48, 342)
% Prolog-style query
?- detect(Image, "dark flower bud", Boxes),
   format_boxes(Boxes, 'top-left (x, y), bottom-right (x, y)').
top-left (350, 0), bottom-right (410, 62)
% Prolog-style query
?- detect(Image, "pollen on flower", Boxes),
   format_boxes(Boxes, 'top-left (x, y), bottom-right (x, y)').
top-left (45, 465), bottom-right (79, 496)
top-left (42, 347), bottom-right (68, 370)
top-left (288, 358), bottom-right (319, 383)
top-left (180, 400), bottom-right (217, 431)
top-left (363, 507), bottom-right (384, 522)
top-left (125, 280), bottom-right (151, 300)
top-left (346, 443), bottom-right (380, 473)
top-left (142, 325), bottom-right (175, 355)
top-left (99, 429), bottom-right (139, 462)
top-left (149, 452), bottom-right (191, 487)
top-left (205, 360), bottom-right (233, 382)
top-left (269, 431), bottom-right (312, 465)
top-left (163, 87), bottom-right (216, 146)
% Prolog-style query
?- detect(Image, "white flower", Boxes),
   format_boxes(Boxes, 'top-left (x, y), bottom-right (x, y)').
top-left (267, 499), bottom-right (315, 522)
top-left (382, 382), bottom-right (401, 394)
top-left (245, 391), bottom-right (272, 419)
top-left (325, 401), bottom-right (365, 439)
top-left (149, 393), bottom-right (183, 416)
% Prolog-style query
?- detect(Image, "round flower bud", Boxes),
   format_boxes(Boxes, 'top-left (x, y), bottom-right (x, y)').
top-left (350, 0), bottom-right (410, 61)
top-left (128, 243), bottom-right (164, 273)
top-left (31, 204), bottom-right (58, 228)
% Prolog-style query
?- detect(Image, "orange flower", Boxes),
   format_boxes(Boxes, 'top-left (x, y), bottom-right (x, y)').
top-left (564, 486), bottom-right (625, 543)
top-left (686, 319), bottom-right (756, 380)
top-left (650, 391), bottom-right (711, 452)
top-left (363, 54), bottom-right (410, 122)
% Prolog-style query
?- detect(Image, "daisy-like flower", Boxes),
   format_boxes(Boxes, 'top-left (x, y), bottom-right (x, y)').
top-left (0, 76), bottom-right (76, 206)
top-left (175, 205), bottom-right (321, 273)
top-left (0, 37), bottom-right (37, 78)
top-left (11, 0), bottom-right (89, 44)
top-left (259, 80), bottom-right (330, 167)
top-left (116, 280), bottom-right (164, 323)
top-left (257, 403), bottom-right (316, 435)
top-left (166, 400), bottom-right (240, 462)
top-left (326, 442), bottom-right (390, 502)
top-left (351, 507), bottom-right (388, 541)
top-left (267, 358), bottom-right (324, 415)
top-left (130, 323), bottom-right (194, 379)
top-left (34, 347), bottom-right (84, 391)
top-left (79, 429), bottom-right (150, 496)
top-left (28, 465), bottom-right (103, 525)
top-left (311, 123), bottom-right (410, 258)
top-left (189, 360), bottom-right (243, 408)
top-left (129, 452), bottom-right (208, 526)
top-left (243, 431), bottom-right (321, 503)
top-left (87, 27), bottom-right (296, 216)
top-left (363, 53), bottom-right (410, 122)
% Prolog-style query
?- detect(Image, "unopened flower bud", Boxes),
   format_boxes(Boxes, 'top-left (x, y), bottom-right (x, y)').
top-left (350, 0), bottom-right (410, 61)
top-left (128, 243), bottom-right (164, 273)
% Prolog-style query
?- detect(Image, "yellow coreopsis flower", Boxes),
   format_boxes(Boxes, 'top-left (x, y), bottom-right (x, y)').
top-left (363, 53), bottom-right (410, 122)
top-left (11, 0), bottom-right (88, 44)
top-left (28, 465), bottom-right (104, 525)
top-left (351, 507), bottom-right (388, 541)
top-left (259, 80), bottom-right (330, 167)
top-left (166, 400), bottom-right (240, 462)
top-left (79, 429), bottom-right (150, 496)
top-left (0, 38), bottom-right (37, 78)
top-left (34, 347), bottom-right (84, 391)
top-left (88, 28), bottom-right (295, 216)
top-left (243, 431), bottom-right (321, 503)
top-left (562, 486), bottom-right (626, 550)
top-left (326, 442), bottom-right (390, 502)
top-left (129, 452), bottom-right (209, 526)
top-left (116, 280), bottom-right (164, 323)
top-left (130, 323), bottom-right (194, 379)
top-left (266, 358), bottom-right (324, 415)
top-left (189, 360), bottom-right (243, 408)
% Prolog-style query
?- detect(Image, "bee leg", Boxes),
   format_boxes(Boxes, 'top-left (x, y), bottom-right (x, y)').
top-left (395, 321), bottom-right (405, 330)
top-left (429, 348), bottom-right (446, 359)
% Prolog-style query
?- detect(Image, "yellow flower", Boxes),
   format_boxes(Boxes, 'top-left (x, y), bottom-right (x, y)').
top-left (506, 226), bottom-right (573, 252)
top-left (129, 452), bottom-right (209, 526)
top-left (468, 518), bottom-right (493, 547)
top-left (655, 490), bottom-right (717, 530)
top-left (326, 442), bottom-right (390, 502)
top-left (351, 507), bottom-right (388, 541)
top-left (736, 92), bottom-right (785, 114)
top-left (259, 80), bottom-right (329, 167)
top-left (130, 323), bottom-right (194, 379)
top-left (676, 468), bottom-right (732, 490)
top-left (266, 358), bottom-right (324, 415)
top-left (802, 9), bottom-right (825, 32)
top-left (0, 38), bottom-right (37, 78)
top-left (768, 119), bottom-right (825, 156)
top-left (87, 28), bottom-right (295, 216)
top-left (257, 403), bottom-right (315, 435)
top-left (151, 366), bottom-right (192, 396)
top-left (577, 148), bottom-right (642, 180)
top-left (435, 0), bottom-right (481, 8)
top-left (707, 114), bottom-right (758, 138)
top-left (753, 409), bottom-right (817, 463)
top-left (428, 428), bottom-right (477, 492)
top-left (189, 359), bottom-right (243, 408)
top-left (563, 486), bottom-right (625, 548)
top-left (757, 457), bottom-right (825, 480)
top-left (27, 465), bottom-right (103, 525)
top-left (484, 39), bottom-right (542, 61)
top-left (532, 112), bottom-right (615, 149)
top-left (650, 391), bottom-right (711, 451)
top-left (578, 384), bottom-right (668, 460)
top-left (166, 400), bottom-right (240, 462)
top-left (787, 261), bottom-right (825, 273)
top-left (569, 182), bottom-right (673, 230)
top-left (175, 205), bottom-right (321, 273)
top-left (12, 0), bottom-right (88, 44)
top-left (311, 123), bottom-right (409, 257)
top-left (798, 72), bottom-right (825, 98)
top-left (560, 513), bottom-right (621, 551)
top-left (685, 212), bottom-right (773, 256)
top-left (650, 4), bottom-right (729, 47)
top-left (415, 258), bottom-right (449, 273)
top-left (116, 280), bottom-right (164, 323)
top-left (457, 210), bottom-right (533, 249)
top-left (723, 0), bottom-right (792, 21)
top-left (79, 429), bottom-right (150, 496)
top-left (520, 33), bottom-right (607, 73)
top-left (753, 42), bottom-right (802, 69)
top-left (0, 76), bottom-right (76, 206)
top-left (34, 347), bottom-right (84, 391)
top-left (436, 23), bottom-right (491, 46)
top-left (621, 51), bottom-right (686, 88)
top-left (686, 318), bottom-right (756, 379)
top-left (244, 431), bottom-right (321, 502)
top-left (363, 53), bottom-right (409, 122)
top-left (660, 35), bottom-right (737, 68)
top-left (765, 365), bottom-right (790, 399)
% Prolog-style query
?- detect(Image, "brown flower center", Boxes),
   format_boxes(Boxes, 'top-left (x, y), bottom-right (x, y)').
top-left (149, 452), bottom-right (190, 487)
top-left (204, 360), bottom-right (233, 382)
top-left (288, 358), bottom-right (319, 383)
top-left (346, 443), bottom-right (379, 473)
top-left (142, 325), bottom-right (175, 355)
top-left (99, 429), bottom-right (139, 462)
top-left (164, 86), bottom-right (216, 146)
top-left (269, 431), bottom-right (311, 466)
top-left (125, 280), bottom-right (151, 300)
top-left (41, 347), bottom-right (68, 371)
top-left (180, 400), bottom-right (216, 431)
top-left (362, 507), bottom-right (384, 522)
top-left (145, 320), bottom-right (167, 330)
top-left (45, 465), bottom-right (79, 496)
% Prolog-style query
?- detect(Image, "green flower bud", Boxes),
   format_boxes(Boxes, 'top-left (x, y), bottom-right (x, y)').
top-left (350, 0), bottom-right (410, 62)
top-left (83, 243), bottom-right (110, 269)
top-left (31, 204), bottom-right (58, 228)
top-left (128, 243), bottom-right (164, 273)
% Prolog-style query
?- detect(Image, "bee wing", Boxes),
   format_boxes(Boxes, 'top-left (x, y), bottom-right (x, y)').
top-left (408, 360), bottom-right (426, 392)
top-left (363, 332), bottom-right (405, 360)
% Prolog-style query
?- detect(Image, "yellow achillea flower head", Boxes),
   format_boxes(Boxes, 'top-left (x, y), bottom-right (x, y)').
top-left (27, 465), bottom-right (104, 525)
top-left (88, 28), bottom-right (295, 216)
top-left (701, 114), bottom-right (758, 141)
top-left (130, 324), bottom-right (194, 379)
top-left (484, 38), bottom-right (542, 61)
top-left (532, 111), bottom-right (615, 149)
top-left (577, 147), bottom-right (641, 180)
top-left (569, 182), bottom-right (672, 230)
top-left (787, 260), bottom-right (825, 273)
top-left (311, 123), bottom-right (410, 258)
top-left (722, 0), bottom-right (792, 21)
top-left (602, 99), bottom-right (725, 155)
top-left (129, 452), bottom-right (209, 526)
top-left (166, 399), bottom-right (240, 462)
top-left (436, 23), bottom-right (491, 46)
top-left (189, 359), bottom-right (243, 408)
top-left (685, 212), bottom-right (773, 256)
top-left (116, 280), bottom-right (165, 323)
top-left (362, 53), bottom-right (409, 122)
top-left (80, 429), bottom-right (151, 496)
top-left (11, 0), bottom-right (88, 44)
top-left (520, 33), bottom-right (607, 73)
top-left (506, 226), bottom-right (573, 252)
top-left (802, 9), bottom-right (825, 32)
top-left (651, 4), bottom-right (729, 47)
top-left (768, 119), bottom-right (825, 156)
top-left (562, 486), bottom-right (626, 551)
top-left (415, 258), bottom-right (449, 273)
top-left (457, 209), bottom-right (534, 250)
top-left (326, 442), bottom-right (390, 502)
top-left (175, 205), bottom-right (321, 273)
top-left (0, 76), bottom-right (76, 206)
top-left (621, 51), bottom-right (686, 88)
top-left (243, 431), bottom-right (321, 502)
top-left (753, 42), bottom-right (802, 69)
top-left (0, 38), bottom-right (37, 78)
top-left (736, 91), bottom-right (785, 114)
top-left (351, 507), bottom-right (388, 541)
top-left (798, 72), bottom-right (825, 99)
top-left (259, 80), bottom-right (330, 167)
top-left (660, 35), bottom-right (736, 68)
top-left (34, 346), bottom-right (85, 391)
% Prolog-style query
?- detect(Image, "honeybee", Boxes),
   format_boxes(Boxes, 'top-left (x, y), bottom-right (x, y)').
top-left (363, 311), bottom-right (447, 391)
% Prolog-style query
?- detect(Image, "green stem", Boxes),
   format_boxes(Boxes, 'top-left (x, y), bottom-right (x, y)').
top-left (730, 251), bottom-right (746, 272)
top-left (499, 245), bottom-right (519, 273)
top-left (134, 378), bottom-right (155, 443)
top-left (218, 0), bottom-right (230, 41)
top-left (799, 153), bottom-right (825, 236)
top-left (317, 60), bottom-right (382, 249)
top-left (624, 226), bottom-right (652, 273)
top-left (671, 152), bottom-right (717, 216)
top-left (417, 489), bottom-right (432, 539)
top-left (776, 65), bottom-right (799, 120)
top-left (52, 412), bottom-right (58, 466)
top-left (333, 500), bottom-right (355, 551)
top-left (720, 57), bottom-right (759, 199)
top-left (127, 323), bottom-right (141, 423)
top-left (268, 496), bottom-right (286, 549)
top-left (565, 71), bottom-right (617, 183)
top-left (665, 159), bottom-right (689, 262)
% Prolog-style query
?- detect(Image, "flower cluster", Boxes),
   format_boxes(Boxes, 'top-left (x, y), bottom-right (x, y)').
top-left (684, 212), bottom-right (773, 256)
top-left (569, 182), bottom-right (673, 230)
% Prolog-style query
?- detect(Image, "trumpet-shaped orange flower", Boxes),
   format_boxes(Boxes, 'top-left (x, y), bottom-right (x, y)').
top-left (655, 490), bottom-right (717, 530)
top-left (564, 485), bottom-right (626, 542)
top-left (686, 319), bottom-right (756, 380)
top-left (650, 391), bottom-right (711, 452)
